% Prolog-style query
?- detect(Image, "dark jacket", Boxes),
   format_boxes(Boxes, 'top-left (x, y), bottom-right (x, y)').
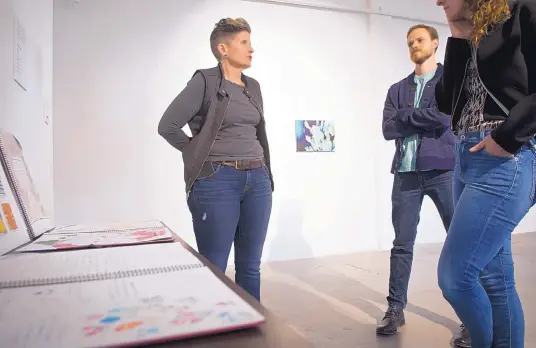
top-left (435, 0), bottom-right (536, 154)
top-left (158, 64), bottom-right (274, 194)
top-left (383, 63), bottom-right (455, 174)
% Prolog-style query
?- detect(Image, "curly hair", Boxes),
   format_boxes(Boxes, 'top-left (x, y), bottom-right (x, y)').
top-left (469, 0), bottom-right (511, 45)
top-left (210, 18), bottom-right (251, 60)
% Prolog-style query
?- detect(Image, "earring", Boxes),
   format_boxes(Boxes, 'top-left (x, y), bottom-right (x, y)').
top-left (223, 53), bottom-right (228, 57)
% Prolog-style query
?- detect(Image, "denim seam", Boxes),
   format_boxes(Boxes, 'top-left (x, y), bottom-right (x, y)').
top-left (499, 251), bottom-right (512, 347)
top-left (262, 166), bottom-right (270, 179)
top-left (235, 222), bottom-right (242, 266)
top-left (461, 158), bottom-right (520, 292)
top-left (530, 155), bottom-right (536, 206)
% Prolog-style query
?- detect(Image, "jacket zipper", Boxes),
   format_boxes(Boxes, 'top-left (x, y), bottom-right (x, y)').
top-left (186, 96), bottom-right (230, 197)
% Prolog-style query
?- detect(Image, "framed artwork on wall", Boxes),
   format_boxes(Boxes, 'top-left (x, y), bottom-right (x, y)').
top-left (295, 120), bottom-right (335, 152)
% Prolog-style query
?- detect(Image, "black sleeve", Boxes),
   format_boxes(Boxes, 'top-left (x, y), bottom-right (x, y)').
top-left (491, 0), bottom-right (536, 154)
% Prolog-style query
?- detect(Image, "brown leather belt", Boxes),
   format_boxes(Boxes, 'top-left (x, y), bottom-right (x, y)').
top-left (218, 158), bottom-right (265, 170)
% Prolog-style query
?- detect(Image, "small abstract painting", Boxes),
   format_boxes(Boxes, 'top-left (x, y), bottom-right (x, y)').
top-left (295, 120), bottom-right (335, 152)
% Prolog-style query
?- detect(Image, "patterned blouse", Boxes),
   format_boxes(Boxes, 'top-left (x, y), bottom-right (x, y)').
top-left (456, 52), bottom-right (504, 134)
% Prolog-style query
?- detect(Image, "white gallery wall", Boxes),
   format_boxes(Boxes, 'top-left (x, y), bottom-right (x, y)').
top-left (52, 0), bottom-right (536, 262)
top-left (0, 0), bottom-right (55, 220)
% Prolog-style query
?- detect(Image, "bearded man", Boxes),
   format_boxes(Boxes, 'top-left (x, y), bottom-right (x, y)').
top-left (376, 24), bottom-right (468, 347)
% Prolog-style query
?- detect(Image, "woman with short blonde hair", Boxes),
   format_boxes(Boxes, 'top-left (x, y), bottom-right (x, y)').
top-left (158, 18), bottom-right (273, 302)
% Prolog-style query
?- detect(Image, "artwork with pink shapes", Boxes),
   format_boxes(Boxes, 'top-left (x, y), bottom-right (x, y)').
top-left (16, 225), bottom-right (174, 252)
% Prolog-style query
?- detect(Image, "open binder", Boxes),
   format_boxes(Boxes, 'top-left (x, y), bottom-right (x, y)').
top-left (15, 220), bottom-right (175, 252)
top-left (0, 140), bottom-right (31, 254)
top-left (0, 243), bottom-right (266, 347)
top-left (0, 129), bottom-right (174, 255)
top-left (0, 129), bottom-right (54, 238)
top-left (0, 129), bottom-right (266, 346)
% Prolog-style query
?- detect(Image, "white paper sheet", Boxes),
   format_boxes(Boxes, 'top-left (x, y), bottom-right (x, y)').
top-left (0, 267), bottom-right (264, 348)
top-left (0, 243), bottom-right (202, 287)
top-left (0, 157), bottom-right (31, 255)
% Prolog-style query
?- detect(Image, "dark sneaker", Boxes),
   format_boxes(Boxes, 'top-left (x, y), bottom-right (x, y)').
top-left (376, 307), bottom-right (405, 335)
top-left (452, 324), bottom-right (471, 347)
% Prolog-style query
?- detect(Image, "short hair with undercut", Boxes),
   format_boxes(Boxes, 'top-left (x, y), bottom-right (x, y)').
top-left (407, 24), bottom-right (439, 52)
top-left (210, 18), bottom-right (251, 61)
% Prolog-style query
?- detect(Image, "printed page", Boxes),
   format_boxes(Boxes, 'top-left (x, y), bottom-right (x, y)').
top-left (0, 130), bottom-right (54, 237)
top-left (0, 160), bottom-right (31, 255)
top-left (16, 224), bottom-right (174, 252)
top-left (0, 267), bottom-right (265, 348)
top-left (0, 243), bottom-right (202, 287)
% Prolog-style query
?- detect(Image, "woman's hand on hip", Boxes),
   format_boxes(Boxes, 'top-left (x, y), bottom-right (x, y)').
top-left (470, 135), bottom-right (514, 158)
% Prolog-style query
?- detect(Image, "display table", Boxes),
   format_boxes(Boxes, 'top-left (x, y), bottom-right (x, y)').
top-left (155, 234), bottom-right (314, 348)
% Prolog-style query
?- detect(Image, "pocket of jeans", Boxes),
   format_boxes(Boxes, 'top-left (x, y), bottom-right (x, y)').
top-left (481, 147), bottom-right (516, 161)
top-left (261, 166), bottom-right (271, 178)
top-left (196, 162), bottom-right (223, 181)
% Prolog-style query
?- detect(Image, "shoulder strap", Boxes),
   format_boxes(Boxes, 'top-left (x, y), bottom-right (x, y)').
top-left (470, 45), bottom-right (510, 116)
top-left (471, 47), bottom-right (536, 150)
top-left (486, 89), bottom-right (510, 116)
top-left (484, 87), bottom-right (536, 149)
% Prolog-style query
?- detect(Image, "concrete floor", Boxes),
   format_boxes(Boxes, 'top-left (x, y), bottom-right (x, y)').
top-left (228, 232), bottom-right (536, 348)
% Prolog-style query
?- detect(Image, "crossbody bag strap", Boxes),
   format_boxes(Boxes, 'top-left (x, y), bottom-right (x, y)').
top-left (485, 88), bottom-right (536, 151)
top-left (471, 46), bottom-right (536, 150)
top-left (486, 89), bottom-right (510, 116)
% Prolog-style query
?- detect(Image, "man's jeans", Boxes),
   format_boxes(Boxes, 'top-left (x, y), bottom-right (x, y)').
top-left (438, 131), bottom-right (535, 348)
top-left (187, 163), bottom-right (272, 302)
top-left (388, 169), bottom-right (454, 309)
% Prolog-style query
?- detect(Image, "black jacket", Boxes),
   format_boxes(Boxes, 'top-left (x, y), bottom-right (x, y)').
top-left (158, 64), bottom-right (273, 194)
top-left (435, 0), bottom-right (536, 154)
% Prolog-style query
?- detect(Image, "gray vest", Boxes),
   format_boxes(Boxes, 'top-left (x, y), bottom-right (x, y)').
top-left (181, 64), bottom-right (274, 194)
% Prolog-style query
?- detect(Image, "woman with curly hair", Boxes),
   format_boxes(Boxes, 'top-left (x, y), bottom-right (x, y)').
top-left (435, 0), bottom-right (536, 347)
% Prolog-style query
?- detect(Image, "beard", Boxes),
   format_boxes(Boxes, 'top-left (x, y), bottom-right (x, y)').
top-left (411, 50), bottom-right (433, 65)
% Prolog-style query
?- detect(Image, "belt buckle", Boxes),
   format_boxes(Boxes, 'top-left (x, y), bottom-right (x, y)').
top-left (234, 160), bottom-right (241, 170)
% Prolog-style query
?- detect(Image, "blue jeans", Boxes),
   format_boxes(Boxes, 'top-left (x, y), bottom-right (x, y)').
top-left (187, 163), bottom-right (272, 302)
top-left (438, 131), bottom-right (535, 348)
top-left (388, 169), bottom-right (454, 309)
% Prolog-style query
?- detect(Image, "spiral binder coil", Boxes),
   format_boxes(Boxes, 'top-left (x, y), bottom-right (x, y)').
top-left (0, 131), bottom-right (35, 239)
top-left (0, 263), bottom-right (205, 289)
top-left (51, 224), bottom-right (166, 235)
